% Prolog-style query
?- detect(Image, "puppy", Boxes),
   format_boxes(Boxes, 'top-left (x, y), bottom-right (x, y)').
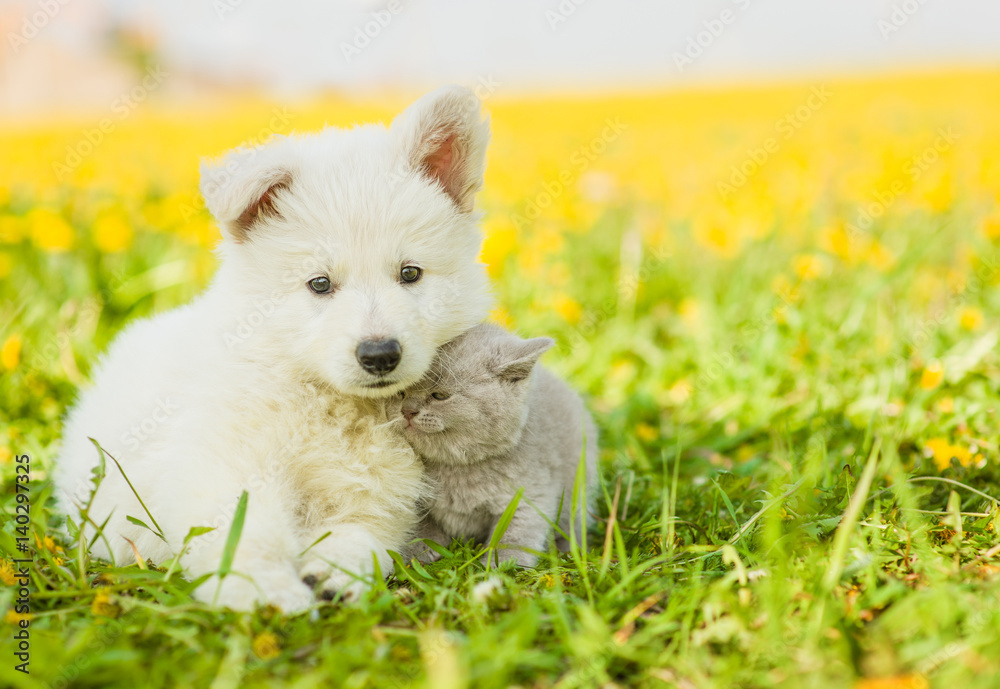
top-left (54, 86), bottom-right (493, 610)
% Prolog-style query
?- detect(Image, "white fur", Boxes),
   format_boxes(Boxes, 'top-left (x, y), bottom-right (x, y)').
top-left (53, 86), bottom-right (493, 611)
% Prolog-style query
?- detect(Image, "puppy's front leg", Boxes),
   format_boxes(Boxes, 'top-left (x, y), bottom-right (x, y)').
top-left (298, 522), bottom-right (392, 602)
top-left (176, 469), bottom-right (313, 612)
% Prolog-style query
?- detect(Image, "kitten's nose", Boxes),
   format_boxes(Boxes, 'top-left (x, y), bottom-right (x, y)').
top-left (356, 339), bottom-right (402, 374)
top-left (402, 409), bottom-right (418, 421)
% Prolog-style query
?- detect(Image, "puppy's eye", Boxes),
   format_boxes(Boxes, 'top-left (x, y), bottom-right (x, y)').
top-left (431, 392), bottom-right (450, 401)
top-left (400, 265), bottom-right (422, 283)
top-left (308, 276), bottom-right (333, 294)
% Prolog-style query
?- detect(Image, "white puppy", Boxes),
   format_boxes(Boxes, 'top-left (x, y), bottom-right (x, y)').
top-left (54, 86), bottom-right (493, 611)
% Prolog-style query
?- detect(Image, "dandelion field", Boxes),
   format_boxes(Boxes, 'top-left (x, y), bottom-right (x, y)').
top-left (2, 70), bottom-right (1000, 688)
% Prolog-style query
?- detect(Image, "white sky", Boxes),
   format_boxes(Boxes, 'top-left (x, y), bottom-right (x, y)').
top-left (99, 0), bottom-right (1000, 93)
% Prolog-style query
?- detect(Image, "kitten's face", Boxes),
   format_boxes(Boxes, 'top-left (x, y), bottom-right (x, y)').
top-left (389, 324), bottom-right (554, 464)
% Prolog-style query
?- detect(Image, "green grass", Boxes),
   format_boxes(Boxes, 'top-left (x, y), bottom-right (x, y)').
top-left (2, 194), bottom-right (1000, 688)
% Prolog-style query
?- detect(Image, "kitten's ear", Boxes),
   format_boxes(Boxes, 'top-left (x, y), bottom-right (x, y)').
top-left (495, 337), bottom-right (554, 383)
top-left (200, 139), bottom-right (295, 242)
top-left (392, 85), bottom-right (491, 213)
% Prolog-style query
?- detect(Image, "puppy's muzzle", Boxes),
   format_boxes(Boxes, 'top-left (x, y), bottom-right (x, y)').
top-left (356, 338), bottom-right (402, 375)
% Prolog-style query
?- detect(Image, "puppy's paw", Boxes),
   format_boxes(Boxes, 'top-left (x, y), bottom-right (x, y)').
top-left (197, 563), bottom-right (315, 613)
top-left (298, 523), bottom-right (391, 603)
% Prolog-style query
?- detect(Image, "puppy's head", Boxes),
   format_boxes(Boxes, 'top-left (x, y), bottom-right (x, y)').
top-left (200, 86), bottom-right (493, 397)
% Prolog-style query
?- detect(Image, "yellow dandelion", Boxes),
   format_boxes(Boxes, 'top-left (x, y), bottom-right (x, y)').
top-left (92, 212), bottom-right (134, 253)
top-left (919, 361), bottom-right (944, 390)
top-left (922, 174), bottom-right (953, 213)
top-left (179, 217), bottom-right (218, 248)
top-left (479, 219), bottom-right (517, 277)
top-left (538, 573), bottom-right (557, 588)
top-left (28, 209), bottom-right (74, 252)
top-left (488, 307), bottom-right (513, 329)
top-left (552, 293), bottom-right (582, 324)
top-left (982, 214), bottom-right (1000, 241)
top-left (0, 561), bottom-right (18, 586)
top-left (1, 335), bottom-right (21, 371)
top-left (935, 397), bottom-right (955, 414)
top-left (678, 298), bottom-right (701, 328)
top-left (866, 241), bottom-right (896, 272)
top-left (668, 380), bottom-right (691, 404)
top-left (0, 447), bottom-right (11, 465)
top-left (853, 673), bottom-right (929, 689)
top-left (958, 306), bottom-right (983, 331)
top-left (793, 254), bottom-right (829, 281)
top-left (821, 223), bottom-right (853, 262)
top-left (924, 438), bottom-right (973, 471)
top-left (91, 588), bottom-right (121, 618)
top-left (635, 422), bottom-right (659, 443)
top-left (0, 215), bottom-right (24, 243)
top-left (4, 610), bottom-right (32, 626)
top-left (695, 223), bottom-right (740, 259)
top-left (252, 631), bottom-right (282, 660)
top-left (608, 360), bottom-right (637, 387)
top-left (771, 274), bottom-right (801, 306)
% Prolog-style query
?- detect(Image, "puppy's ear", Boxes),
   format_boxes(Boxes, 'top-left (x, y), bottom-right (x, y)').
top-left (199, 142), bottom-right (294, 242)
top-left (494, 337), bottom-right (554, 383)
top-left (392, 85), bottom-right (491, 213)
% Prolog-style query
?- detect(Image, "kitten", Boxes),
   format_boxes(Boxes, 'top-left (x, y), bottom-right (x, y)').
top-left (389, 323), bottom-right (599, 567)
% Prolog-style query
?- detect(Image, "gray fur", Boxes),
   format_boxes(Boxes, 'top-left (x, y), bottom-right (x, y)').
top-left (388, 323), bottom-right (599, 567)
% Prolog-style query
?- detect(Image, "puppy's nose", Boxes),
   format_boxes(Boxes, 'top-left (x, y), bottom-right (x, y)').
top-left (356, 339), bottom-right (402, 374)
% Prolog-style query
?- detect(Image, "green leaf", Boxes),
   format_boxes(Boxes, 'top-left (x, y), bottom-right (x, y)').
top-left (218, 491), bottom-right (248, 580)
top-left (91, 438), bottom-right (166, 542)
top-left (126, 515), bottom-right (155, 532)
top-left (185, 526), bottom-right (216, 541)
top-left (485, 487), bottom-right (524, 568)
top-left (298, 530), bottom-right (331, 558)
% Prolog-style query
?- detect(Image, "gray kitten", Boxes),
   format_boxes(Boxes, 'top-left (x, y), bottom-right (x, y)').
top-left (389, 323), bottom-right (598, 567)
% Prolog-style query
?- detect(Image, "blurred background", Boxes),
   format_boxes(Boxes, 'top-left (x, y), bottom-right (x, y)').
top-left (2, 0), bottom-right (1000, 112)
top-left (1, 1), bottom-right (999, 472)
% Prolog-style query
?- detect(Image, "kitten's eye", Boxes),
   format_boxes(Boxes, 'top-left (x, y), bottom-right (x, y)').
top-left (430, 392), bottom-right (450, 401)
top-left (398, 391), bottom-right (406, 399)
top-left (400, 265), bottom-right (422, 283)
top-left (307, 276), bottom-right (333, 294)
